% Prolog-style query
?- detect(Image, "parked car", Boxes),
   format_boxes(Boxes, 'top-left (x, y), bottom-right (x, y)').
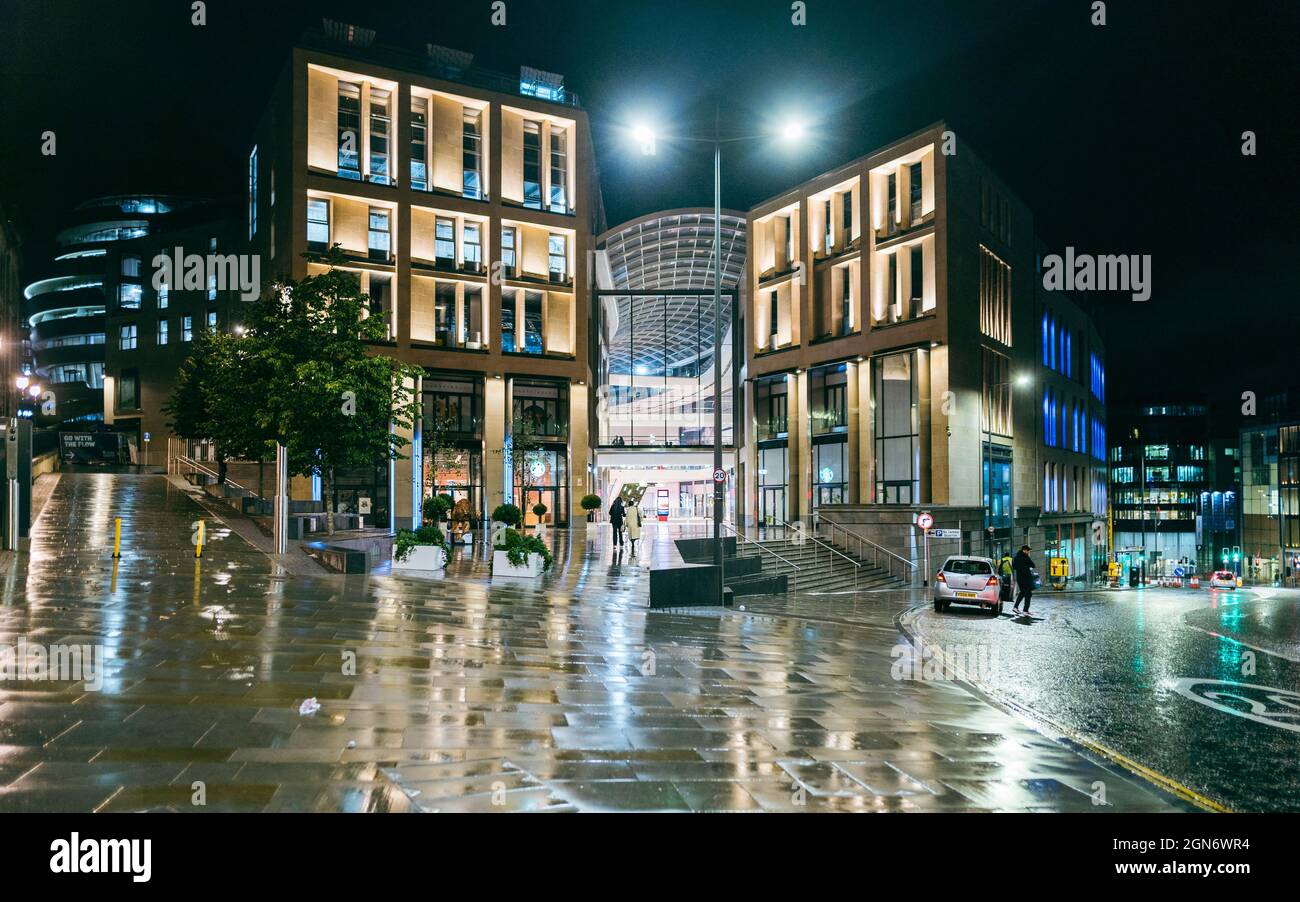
top-left (934, 555), bottom-right (1003, 615)
top-left (1209, 570), bottom-right (1238, 589)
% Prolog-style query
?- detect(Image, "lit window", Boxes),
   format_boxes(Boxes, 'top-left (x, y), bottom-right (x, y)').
top-left (410, 97), bottom-right (427, 190)
top-left (121, 255), bottom-right (141, 277)
top-left (368, 88), bottom-right (390, 185)
top-left (501, 226), bottom-right (517, 275)
top-left (549, 127), bottom-right (568, 213)
top-left (548, 234), bottom-right (567, 283)
top-left (207, 310), bottom-right (217, 332)
top-left (368, 208), bottom-right (391, 261)
top-left (435, 217), bottom-right (455, 265)
top-left (522, 121), bottom-right (542, 209)
top-left (463, 222), bottom-right (482, 271)
top-left (463, 109), bottom-right (482, 199)
top-left (183, 315), bottom-right (193, 342)
top-left (157, 319), bottom-right (169, 345)
top-left (248, 145), bottom-right (258, 237)
top-left (307, 199), bottom-right (330, 249)
top-left (118, 283), bottom-right (142, 309)
top-left (338, 82), bottom-right (361, 178)
top-left (119, 323), bottom-right (137, 350)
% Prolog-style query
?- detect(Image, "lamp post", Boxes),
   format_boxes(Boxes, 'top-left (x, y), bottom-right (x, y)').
top-left (632, 110), bottom-right (804, 593)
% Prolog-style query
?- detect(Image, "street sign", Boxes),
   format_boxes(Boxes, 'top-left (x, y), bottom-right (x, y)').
top-left (713, 468), bottom-right (726, 484)
top-left (931, 528), bottom-right (960, 539)
top-left (1091, 520), bottom-right (1105, 546)
top-left (916, 512), bottom-right (934, 530)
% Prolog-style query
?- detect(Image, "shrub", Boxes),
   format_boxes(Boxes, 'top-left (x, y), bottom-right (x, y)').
top-left (394, 524), bottom-right (450, 563)
top-left (492, 528), bottom-right (553, 571)
top-left (531, 502), bottom-right (548, 519)
top-left (491, 503), bottom-right (522, 527)
top-left (423, 494), bottom-right (452, 523)
top-left (579, 494), bottom-right (601, 512)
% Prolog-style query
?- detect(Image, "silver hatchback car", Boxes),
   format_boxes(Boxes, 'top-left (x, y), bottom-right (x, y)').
top-left (933, 555), bottom-right (1003, 615)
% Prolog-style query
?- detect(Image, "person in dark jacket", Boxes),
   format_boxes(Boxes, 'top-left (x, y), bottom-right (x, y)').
top-left (609, 498), bottom-right (626, 548)
top-left (1011, 544), bottom-right (1036, 614)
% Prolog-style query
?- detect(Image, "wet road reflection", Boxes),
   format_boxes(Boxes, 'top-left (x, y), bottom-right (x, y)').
top-left (0, 474), bottom-right (1182, 812)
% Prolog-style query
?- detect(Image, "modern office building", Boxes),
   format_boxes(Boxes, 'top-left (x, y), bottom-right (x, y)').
top-left (245, 23), bottom-right (602, 528)
top-left (23, 195), bottom-right (239, 448)
top-left (743, 123), bottom-right (1108, 582)
top-left (0, 208), bottom-right (21, 421)
top-left (1240, 417), bottom-right (1299, 585)
top-left (593, 208), bottom-right (746, 522)
top-left (1109, 403), bottom-right (1238, 576)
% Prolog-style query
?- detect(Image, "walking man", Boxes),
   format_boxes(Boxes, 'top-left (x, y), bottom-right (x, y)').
top-left (1012, 544), bottom-right (1036, 615)
top-left (609, 497), bottom-right (626, 549)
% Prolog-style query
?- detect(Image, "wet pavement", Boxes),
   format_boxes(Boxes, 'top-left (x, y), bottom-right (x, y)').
top-left (905, 585), bottom-right (1300, 812)
top-left (0, 473), bottom-right (1187, 812)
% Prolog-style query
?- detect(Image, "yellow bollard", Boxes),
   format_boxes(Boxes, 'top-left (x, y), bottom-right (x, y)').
top-left (195, 520), bottom-right (205, 559)
top-left (112, 518), bottom-right (122, 559)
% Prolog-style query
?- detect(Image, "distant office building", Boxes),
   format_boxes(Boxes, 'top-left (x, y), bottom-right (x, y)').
top-left (1109, 404), bottom-right (1238, 577)
top-left (593, 208), bottom-right (747, 522)
top-left (743, 123), bottom-right (1107, 582)
top-left (1240, 418), bottom-right (1300, 585)
top-left (22, 195), bottom-right (240, 456)
top-left (246, 23), bottom-right (601, 528)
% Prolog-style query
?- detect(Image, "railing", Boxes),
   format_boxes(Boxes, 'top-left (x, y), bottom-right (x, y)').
top-left (719, 520), bottom-right (800, 593)
top-left (171, 455), bottom-right (251, 495)
top-left (817, 519), bottom-right (918, 586)
top-left (774, 517), bottom-right (861, 594)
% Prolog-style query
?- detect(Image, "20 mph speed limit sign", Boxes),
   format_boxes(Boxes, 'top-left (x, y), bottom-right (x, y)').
top-left (713, 468), bottom-right (727, 483)
top-left (916, 512), bottom-right (934, 530)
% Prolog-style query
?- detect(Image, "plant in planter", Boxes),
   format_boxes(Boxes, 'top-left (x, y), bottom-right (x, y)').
top-left (491, 503), bottom-right (522, 529)
top-left (491, 528), bottom-right (553, 577)
top-left (531, 502), bottom-right (548, 522)
top-left (393, 524), bottom-right (452, 571)
top-left (580, 494), bottom-right (601, 522)
top-left (423, 494), bottom-right (452, 525)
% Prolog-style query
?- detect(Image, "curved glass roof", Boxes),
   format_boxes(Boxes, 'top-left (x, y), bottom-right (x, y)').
top-left (599, 209), bottom-right (746, 291)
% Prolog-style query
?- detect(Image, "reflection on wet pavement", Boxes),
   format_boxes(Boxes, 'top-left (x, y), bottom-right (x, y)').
top-left (0, 473), bottom-right (1183, 812)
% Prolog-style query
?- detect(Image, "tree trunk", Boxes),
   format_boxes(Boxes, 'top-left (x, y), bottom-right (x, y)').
top-left (323, 469), bottom-right (335, 535)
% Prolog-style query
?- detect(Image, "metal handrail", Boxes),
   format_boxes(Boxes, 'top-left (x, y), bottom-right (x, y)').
top-left (173, 456), bottom-right (252, 495)
top-left (719, 520), bottom-right (801, 593)
top-left (817, 518), bottom-right (919, 585)
top-left (774, 517), bottom-right (861, 593)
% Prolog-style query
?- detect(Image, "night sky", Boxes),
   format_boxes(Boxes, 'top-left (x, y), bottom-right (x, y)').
top-left (2, 0), bottom-right (1297, 408)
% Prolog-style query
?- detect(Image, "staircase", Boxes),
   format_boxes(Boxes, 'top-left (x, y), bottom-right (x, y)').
top-left (737, 535), bottom-right (907, 594)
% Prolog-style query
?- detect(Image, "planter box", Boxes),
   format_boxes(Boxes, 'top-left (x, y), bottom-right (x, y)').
top-left (492, 549), bottom-right (543, 578)
top-left (392, 544), bottom-right (447, 572)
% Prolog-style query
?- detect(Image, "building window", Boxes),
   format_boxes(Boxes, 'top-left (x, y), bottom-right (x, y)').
top-left (307, 199), bottom-right (330, 249)
top-left (842, 189), bottom-right (853, 237)
top-left (410, 97), bottom-right (428, 190)
top-left (981, 348), bottom-right (1012, 437)
top-left (119, 323), bottom-right (137, 350)
top-left (548, 233), bottom-right (567, 283)
top-left (463, 109), bottom-right (482, 199)
top-left (435, 217), bottom-right (455, 266)
top-left (248, 144), bottom-right (258, 237)
top-left (784, 214), bottom-right (794, 266)
top-left (886, 173), bottom-right (897, 234)
top-left (368, 88), bottom-right (390, 184)
top-left (207, 310), bottom-right (217, 332)
top-left (523, 290), bottom-right (544, 353)
top-left (183, 315), bottom-right (193, 342)
top-left (908, 246), bottom-right (923, 320)
top-left (463, 222), bottom-right (482, 271)
top-left (121, 255), bottom-right (141, 277)
top-left (909, 162), bottom-right (923, 223)
top-left (522, 121), bottom-right (542, 209)
top-left (435, 282), bottom-right (456, 347)
top-left (368, 208), bottom-right (391, 261)
top-left (118, 283), bottom-right (142, 309)
top-left (979, 246), bottom-right (1012, 345)
top-left (549, 127), bottom-right (568, 213)
top-left (501, 292), bottom-right (517, 352)
top-left (157, 282), bottom-right (168, 309)
top-left (501, 226), bottom-right (517, 276)
top-left (206, 271), bottom-right (217, 301)
top-left (823, 198), bottom-right (832, 252)
top-left (157, 318), bottom-right (169, 345)
top-left (839, 267), bottom-right (853, 336)
top-left (338, 81), bottom-right (361, 179)
top-left (768, 290), bottom-right (778, 340)
top-left (874, 351), bottom-right (919, 503)
top-left (117, 369), bottom-right (139, 411)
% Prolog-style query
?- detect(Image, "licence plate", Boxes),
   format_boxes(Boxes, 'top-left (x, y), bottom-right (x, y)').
top-left (956, 591), bottom-right (977, 598)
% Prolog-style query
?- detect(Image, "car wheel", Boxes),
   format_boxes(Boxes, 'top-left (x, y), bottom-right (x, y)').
top-left (933, 598), bottom-right (944, 612)
top-left (991, 602), bottom-right (1003, 616)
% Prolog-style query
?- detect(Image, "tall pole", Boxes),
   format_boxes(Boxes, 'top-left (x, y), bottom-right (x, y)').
top-left (273, 441), bottom-right (288, 555)
top-left (712, 111), bottom-right (724, 586)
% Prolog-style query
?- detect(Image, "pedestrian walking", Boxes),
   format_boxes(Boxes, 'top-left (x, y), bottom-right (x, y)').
top-left (626, 503), bottom-right (643, 554)
top-left (1012, 544), bottom-right (1037, 614)
top-left (609, 497), bottom-right (626, 548)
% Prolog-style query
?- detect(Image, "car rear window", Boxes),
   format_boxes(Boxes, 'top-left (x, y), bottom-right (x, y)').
top-left (944, 559), bottom-right (992, 575)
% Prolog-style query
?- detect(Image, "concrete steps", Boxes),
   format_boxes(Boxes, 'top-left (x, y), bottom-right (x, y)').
top-left (736, 536), bottom-right (909, 594)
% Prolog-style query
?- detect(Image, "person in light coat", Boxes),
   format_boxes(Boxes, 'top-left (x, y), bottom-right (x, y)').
top-left (625, 503), bottom-right (643, 553)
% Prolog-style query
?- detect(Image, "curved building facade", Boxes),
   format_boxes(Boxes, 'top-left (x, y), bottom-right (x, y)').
top-left (593, 208), bottom-right (747, 522)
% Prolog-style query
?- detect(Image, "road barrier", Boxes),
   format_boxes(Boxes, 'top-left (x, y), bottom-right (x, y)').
top-left (112, 518), bottom-right (122, 559)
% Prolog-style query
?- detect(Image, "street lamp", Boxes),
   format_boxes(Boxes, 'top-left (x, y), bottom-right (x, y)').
top-left (628, 109), bottom-right (807, 592)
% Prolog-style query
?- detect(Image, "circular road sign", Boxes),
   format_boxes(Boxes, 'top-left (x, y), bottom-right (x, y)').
top-left (917, 512), bottom-right (934, 530)
top-left (713, 468), bottom-right (727, 484)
